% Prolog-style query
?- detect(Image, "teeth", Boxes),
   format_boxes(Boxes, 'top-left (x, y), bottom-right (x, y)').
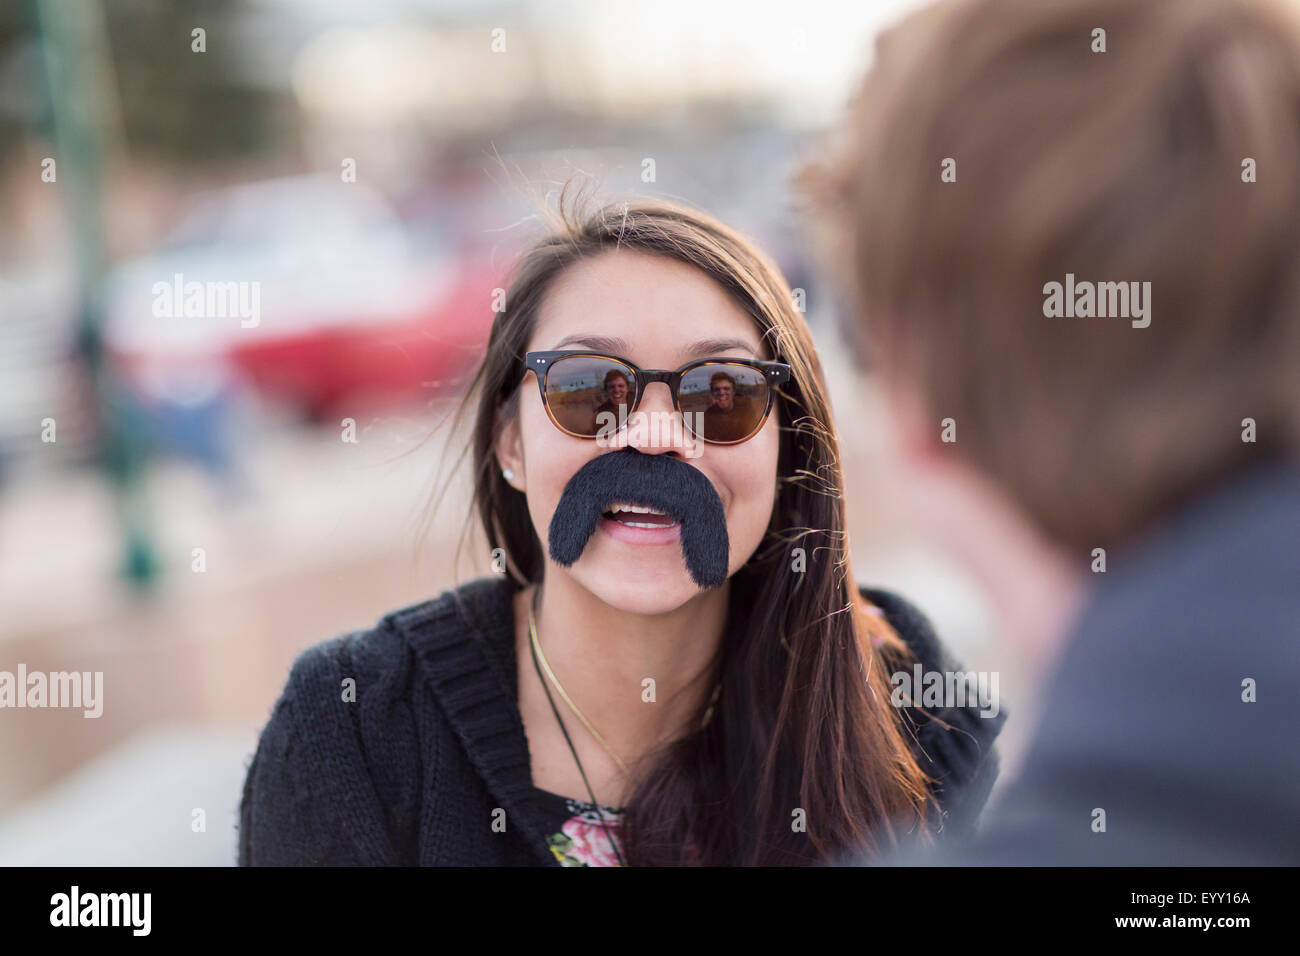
top-left (609, 502), bottom-right (667, 516)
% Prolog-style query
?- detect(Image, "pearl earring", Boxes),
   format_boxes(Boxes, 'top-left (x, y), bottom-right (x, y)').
top-left (502, 468), bottom-right (515, 481)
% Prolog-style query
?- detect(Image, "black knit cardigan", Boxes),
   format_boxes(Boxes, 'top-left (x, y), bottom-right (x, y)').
top-left (238, 576), bottom-right (1005, 865)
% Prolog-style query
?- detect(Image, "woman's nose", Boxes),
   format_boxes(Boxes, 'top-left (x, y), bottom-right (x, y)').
top-left (624, 382), bottom-right (691, 456)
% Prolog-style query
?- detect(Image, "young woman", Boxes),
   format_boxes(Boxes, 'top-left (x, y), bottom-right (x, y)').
top-left (239, 197), bottom-right (1005, 866)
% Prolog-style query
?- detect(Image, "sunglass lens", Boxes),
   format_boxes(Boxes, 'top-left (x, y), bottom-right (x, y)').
top-left (678, 364), bottom-right (769, 443)
top-left (545, 356), bottom-right (636, 437)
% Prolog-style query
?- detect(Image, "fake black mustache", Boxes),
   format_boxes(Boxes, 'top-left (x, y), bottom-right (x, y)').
top-left (547, 447), bottom-right (730, 589)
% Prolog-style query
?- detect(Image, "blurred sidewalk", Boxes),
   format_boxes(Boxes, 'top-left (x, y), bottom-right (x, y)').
top-left (0, 402), bottom-right (489, 829)
top-left (0, 725), bottom-right (253, 866)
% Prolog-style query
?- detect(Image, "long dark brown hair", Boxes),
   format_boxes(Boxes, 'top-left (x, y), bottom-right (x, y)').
top-left (446, 191), bottom-right (936, 864)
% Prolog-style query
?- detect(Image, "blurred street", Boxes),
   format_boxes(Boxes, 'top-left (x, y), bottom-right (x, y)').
top-left (0, 402), bottom-right (493, 860)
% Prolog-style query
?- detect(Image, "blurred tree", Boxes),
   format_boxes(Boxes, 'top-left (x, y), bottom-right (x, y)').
top-left (3, 0), bottom-right (287, 169)
top-left (100, 0), bottom-right (286, 166)
top-left (0, 3), bottom-right (32, 168)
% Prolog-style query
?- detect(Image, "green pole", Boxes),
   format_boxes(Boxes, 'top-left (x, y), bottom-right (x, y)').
top-left (32, 0), bottom-right (157, 590)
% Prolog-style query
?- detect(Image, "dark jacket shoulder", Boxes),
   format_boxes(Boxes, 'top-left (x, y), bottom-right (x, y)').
top-left (929, 463), bottom-right (1300, 864)
top-left (238, 578), bottom-right (532, 866)
top-left (238, 611), bottom-right (432, 866)
top-left (860, 584), bottom-right (1007, 839)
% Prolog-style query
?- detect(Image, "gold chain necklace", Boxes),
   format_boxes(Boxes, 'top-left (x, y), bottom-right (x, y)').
top-left (529, 589), bottom-right (631, 778)
top-left (527, 586), bottom-right (724, 780)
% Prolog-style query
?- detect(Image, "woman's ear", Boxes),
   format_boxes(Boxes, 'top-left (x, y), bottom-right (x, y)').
top-left (494, 404), bottom-right (526, 493)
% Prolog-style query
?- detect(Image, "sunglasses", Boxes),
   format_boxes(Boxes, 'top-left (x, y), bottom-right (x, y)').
top-left (524, 350), bottom-right (792, 445)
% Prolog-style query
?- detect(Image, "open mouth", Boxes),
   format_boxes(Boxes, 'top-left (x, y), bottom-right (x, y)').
top-left (600, 501), bottom-right (679, 529)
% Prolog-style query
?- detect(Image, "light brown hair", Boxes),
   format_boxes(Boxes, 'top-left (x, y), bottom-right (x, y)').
top-left (804, 0), bottom-right (1300, 550)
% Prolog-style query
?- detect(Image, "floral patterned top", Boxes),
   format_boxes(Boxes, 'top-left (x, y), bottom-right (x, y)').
top-left (535, 787), bottom-right (626, 866)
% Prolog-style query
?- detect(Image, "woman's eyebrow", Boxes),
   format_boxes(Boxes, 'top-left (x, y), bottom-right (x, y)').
top-left (551, 334), bottom-right (631, 352)
top-left (548, 334), bottom-right (761, 358)
top-left (683, 337), bottom-right (760, 358)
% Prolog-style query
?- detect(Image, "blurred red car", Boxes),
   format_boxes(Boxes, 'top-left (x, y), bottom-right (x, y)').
top-left (105, 175), bottom-right (502, 421)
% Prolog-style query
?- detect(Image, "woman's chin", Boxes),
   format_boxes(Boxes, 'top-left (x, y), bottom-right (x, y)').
top-left (576, 564), bottom-right (711, 617)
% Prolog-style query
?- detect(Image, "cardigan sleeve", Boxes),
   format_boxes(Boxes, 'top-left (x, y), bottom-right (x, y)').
top-left (238, 631), bottom-right (409, 866)
top-left (860, 586), bottom-right (1007, 839)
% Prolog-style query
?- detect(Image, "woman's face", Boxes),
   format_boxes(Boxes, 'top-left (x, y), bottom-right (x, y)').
top-left (497, 249), bottom-right (781, 615)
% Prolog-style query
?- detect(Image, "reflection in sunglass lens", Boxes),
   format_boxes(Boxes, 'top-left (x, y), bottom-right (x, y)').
top-left (545, 355), bottom-right (636, 437)
top-left (678, 364), bottom-right (769, 443)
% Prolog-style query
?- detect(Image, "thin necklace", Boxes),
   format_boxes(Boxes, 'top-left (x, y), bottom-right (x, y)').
top-left (529, 587), bottom-right (722, 748)
top-left (527, 584), bottom-right (724, 867)
top-left (528, 585), bottom-right (627, 867)
top-left (529, 586), bottom-right (631, 777)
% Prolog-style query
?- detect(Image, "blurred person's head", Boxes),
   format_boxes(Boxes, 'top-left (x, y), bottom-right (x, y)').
top-left (804, 0), bottom-right (1300, 659)
top-left (454, 193), bottom-right (937, 864)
